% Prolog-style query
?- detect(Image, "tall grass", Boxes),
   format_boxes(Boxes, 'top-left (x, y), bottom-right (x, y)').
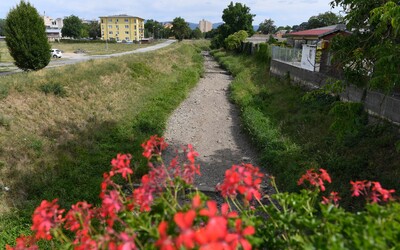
top-left (212, 50), bottom-right (400, 211)
top-left (0, 40), bottom-right (209, 247)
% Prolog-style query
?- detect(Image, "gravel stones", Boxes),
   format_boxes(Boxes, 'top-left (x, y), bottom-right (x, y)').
top-left (163, 51), bottom-right (259, 191)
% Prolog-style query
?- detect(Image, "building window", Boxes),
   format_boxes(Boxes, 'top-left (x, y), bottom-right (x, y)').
top-left (125, 25), bottom-right (129, 29)
top-left (109, 18), bottom-right (112, 22)
top-left (109, 31), bottom-right (113, 34)
top-left (125, 19), bottom-right (129, 22)
top-left (108, 25), bottom-right (112, 29)
top-left (126, 37), bottom-right (129, 40)
top-left (116, 19), bottom-right (119, 22)
top-left (101, 19), bottom-right (104, 23)
top-left (116, 25), bottom-right (119, 29)
top-left (125, 31), bottom-right (129, 34)
top-left (134, 25), bottom-right (137, 29)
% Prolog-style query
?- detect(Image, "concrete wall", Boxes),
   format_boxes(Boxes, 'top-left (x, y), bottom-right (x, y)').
top-left (270, 59), bottom-right (400, 124)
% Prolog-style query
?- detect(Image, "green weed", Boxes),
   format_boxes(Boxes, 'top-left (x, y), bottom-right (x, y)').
top-left (39, 82), bottom-right (67, 97)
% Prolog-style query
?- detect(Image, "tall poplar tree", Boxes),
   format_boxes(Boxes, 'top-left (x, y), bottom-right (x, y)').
top-left (5, 0), bottom-right (51, 71)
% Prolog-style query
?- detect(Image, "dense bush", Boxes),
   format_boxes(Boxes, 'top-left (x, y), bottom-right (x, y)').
top-left (4, 1), bottom-right (50, 71)
top-left (6, 136), bottom-right (399, 249)
top-left (224, 30), bottom-right (248, 51)
top-left (255, 43), bottom-right (271, 62)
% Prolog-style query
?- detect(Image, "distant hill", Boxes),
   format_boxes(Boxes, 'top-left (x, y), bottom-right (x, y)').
top-left (213, 22), bottom-right (223, 29)
top-left (188, 22), bottom-right (198, 30)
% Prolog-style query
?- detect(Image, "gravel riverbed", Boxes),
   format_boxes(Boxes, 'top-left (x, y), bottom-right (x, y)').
top-left (164, 51), bottom-right (260, 192)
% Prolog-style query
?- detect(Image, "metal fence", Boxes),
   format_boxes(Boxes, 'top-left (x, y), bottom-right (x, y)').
top-left (271, 46), bottom-right (302, 63)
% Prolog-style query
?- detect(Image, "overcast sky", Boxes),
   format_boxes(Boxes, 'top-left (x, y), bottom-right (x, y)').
top-left (1, 0), bottom-right (342, 27)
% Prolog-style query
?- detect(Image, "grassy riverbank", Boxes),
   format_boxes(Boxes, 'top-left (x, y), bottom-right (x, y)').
top-left (212, 50), bottom-right (400, 210)
top-left (0, 40), bottom-right (209, 247)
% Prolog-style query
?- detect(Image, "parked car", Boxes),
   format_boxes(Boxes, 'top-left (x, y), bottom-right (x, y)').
top-left (50, 49), bottom-right (62, 58)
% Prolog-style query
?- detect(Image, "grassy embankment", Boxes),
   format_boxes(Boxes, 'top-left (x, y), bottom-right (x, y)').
top-left (212, 50), bottom-right (400, 210)
top-left (0, 40), bottom-right (209, 247)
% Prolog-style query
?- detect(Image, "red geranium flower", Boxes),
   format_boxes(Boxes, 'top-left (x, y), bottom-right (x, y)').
top-left (31, 199), bottom-right (65, 240)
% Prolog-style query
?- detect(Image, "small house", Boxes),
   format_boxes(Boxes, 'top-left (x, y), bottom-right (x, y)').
top-left (284, 24), bottom-right (350, 72)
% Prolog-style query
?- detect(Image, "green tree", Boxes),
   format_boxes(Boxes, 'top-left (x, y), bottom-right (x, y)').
top-left (222, 2), bottom-right (255, 37)
top-left (145, 19), bottom-right (164, 39)
top-left (171, 17), bottom-right (190, 41)
top-left (88, 22), bottom-right (101, 39)
top-left (4, 1), bottom-right (50, 71)
top-left (190, 27), bottom-right (203, 39)
top-left (211, 2), bottom-right (255, 49)
top-left (62, 15), bottom-right (83, 39)
top-left (307, 11), bottom-right (342, 29)
top-left (330, 0), bottom-right (400, 92)
top-left (258, 18), bottom-right (276, 34)
top-left (0, 19), bottom-right (5, 36)
top-left (81, 23), bottom-right (89, 38)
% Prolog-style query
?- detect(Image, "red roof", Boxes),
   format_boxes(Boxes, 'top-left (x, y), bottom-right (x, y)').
top-left (288, 29), bottom-right (331, 37)
top-left (285, 24), bottom-right (348, 38)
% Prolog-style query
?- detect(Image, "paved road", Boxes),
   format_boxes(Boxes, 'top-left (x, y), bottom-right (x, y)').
top-left (0, 39), bottom-right (176, 75)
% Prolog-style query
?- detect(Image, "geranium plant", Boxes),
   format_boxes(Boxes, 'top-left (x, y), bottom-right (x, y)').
top-left (7, 135), bottom-right (399, 250)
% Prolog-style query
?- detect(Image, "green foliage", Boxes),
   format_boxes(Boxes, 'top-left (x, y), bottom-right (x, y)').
top-left (88, 22), bottom-right (101, 39)
top-left (39, 82), bottom-right (67, 97)
top-left (307, 11), bottom-right (343, 29)
top-left (62, 15), bottom-right (83, 39)
top-left (222, 2), bottom-right (255, 38)
top-left (4, 1), bottom-right (51, 71)
top-left (209, 0), bottom-right (255, 48)
top-left (144, 19), bottom-right (165, 39)
top-left (330, 0), bottom-right (400, 92)
top-left (329, 102), bottom-right (367, 141)
top-left (258, 185), bottom-right (400, 249)
top-left (0, 19), bottom-right (5, 36)
top-left (190, 27), bottom-right (203, 39)
top-left (258, 18), bottom-right (276, 34)
top-left (81, 22), bottom-right (101, 39)
top-left (171, 17), bottom-right (190, 41)
top-left (267, 34), bottom-right (277, 44)
top-left (224, 30), bottom-right (248, 51)
top-left (255, 43), bottom-right (271, 62)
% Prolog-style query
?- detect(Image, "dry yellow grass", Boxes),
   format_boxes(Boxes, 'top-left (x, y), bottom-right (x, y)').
top-left (0, 40), bottom-right (207, 215)
top-left (0, 41), bottom-right (13, 63)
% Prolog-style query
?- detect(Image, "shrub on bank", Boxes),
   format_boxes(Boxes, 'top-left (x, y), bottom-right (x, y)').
top-left (7, 136), bottom-right (399, 249)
